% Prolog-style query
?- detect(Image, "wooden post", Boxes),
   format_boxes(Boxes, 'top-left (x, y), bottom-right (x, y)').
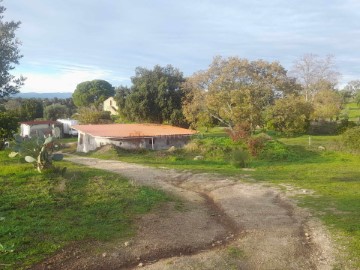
top-left (308, 136), bottom-right (311, 147)
top-left (151, 137), bottom-right (154, 150)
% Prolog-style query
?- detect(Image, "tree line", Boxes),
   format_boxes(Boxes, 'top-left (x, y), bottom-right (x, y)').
top-left (1, 0), bottom-right (360, 149)
top-left (69, 55), bottom-right (359, 137)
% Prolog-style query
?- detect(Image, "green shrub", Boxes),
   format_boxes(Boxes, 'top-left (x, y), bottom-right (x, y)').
top-left (259, 140), bottom-right (300, 161)
top-left (336, 119), bottom-right (357, 134)
top-left (230, 149), bottom-right (249, 168)
top-left (226, 122), bottom-right (251, 141)
top-left (341, 126), bottom-right (360, 152)
top-left (186, 137), bottom-right (244, 160)
top-left (247, 133), bottom-right (271, 156)
top-left (184, 140), bottom-right (200, 152)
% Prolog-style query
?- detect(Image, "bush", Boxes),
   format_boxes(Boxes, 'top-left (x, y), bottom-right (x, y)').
top-left (226, 122), bottom-right (251, 141)
top-left (259, 140), bottom-right (299, 161)
top-left (231, 149), bottom-right (249, 168)
top-left (336, 119), bottom-right (357, 134)
top-left (247, 133), bottom-right (271, 157)
top-left (341, 126), bottom-right (360, 152)
top-left (186, 137), bottom-right (244, 160)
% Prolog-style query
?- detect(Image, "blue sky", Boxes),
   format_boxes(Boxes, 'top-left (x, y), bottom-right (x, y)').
top-left (4, 0), bottom-right (360, 93)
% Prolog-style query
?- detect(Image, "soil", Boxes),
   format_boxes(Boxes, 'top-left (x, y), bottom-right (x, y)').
top-left (32, 156), bottom-right (336, 270)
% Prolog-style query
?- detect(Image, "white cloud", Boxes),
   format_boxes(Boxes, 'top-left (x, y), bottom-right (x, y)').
top-left (5, 0), bottom-right (360, 92)
top-left (16, 66), bottom-right (129, 93)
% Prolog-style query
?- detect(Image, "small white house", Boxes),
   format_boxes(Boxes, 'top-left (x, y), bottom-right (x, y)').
top-left (103, 97), bottom-right (119, 115)
top-left (20, 121), bottom-right (62, 138)
top-left (56, 119), bottom-right (79, 136)
top-left (73, 123), bottom-right (197, 153)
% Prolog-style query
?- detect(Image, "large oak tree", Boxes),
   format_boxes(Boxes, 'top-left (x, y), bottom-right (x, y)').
top-left (182, 56), bottom-right (301, 132)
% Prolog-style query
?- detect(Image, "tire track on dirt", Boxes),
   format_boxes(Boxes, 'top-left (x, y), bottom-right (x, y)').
top-left (33, 156), bottom-right (335, 270)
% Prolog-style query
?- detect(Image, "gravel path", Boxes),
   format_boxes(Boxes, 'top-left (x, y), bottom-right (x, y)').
top-left (33, 156), bottom-right (335, 270)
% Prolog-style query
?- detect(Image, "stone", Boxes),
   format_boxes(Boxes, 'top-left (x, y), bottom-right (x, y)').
top-left (193, 155), bottom-right (204, 160)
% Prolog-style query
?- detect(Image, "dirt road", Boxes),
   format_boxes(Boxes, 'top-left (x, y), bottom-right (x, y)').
top-left (34, 156), bottom-right (335, 270)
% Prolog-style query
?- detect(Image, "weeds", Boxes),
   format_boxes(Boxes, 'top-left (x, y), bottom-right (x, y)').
top-left (0, 150), bottom-right (170, 269)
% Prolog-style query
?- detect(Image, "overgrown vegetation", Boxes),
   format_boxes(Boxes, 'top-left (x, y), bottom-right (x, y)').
top-left (341, 126), bottom-right (360, 153)
top-left (0, 150), bottom-right (169, 269)
top-left (9, 135), bottom-right (65, 173)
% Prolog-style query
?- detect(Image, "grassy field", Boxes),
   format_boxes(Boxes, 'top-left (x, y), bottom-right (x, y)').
top-left (4, 126), bottom-right (358, 268)
top-left (0, 151), bottom-right (170, 269)
top-left (58, 136), bottom-right (78, 143)
top-left (343, 102), bottom-right (360, 122)
top-left (251, 150), bottom-right (360, 268)
top-left (84, 132), bottom-right (360, 268)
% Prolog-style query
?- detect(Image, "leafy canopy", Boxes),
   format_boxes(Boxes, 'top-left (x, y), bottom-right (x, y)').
top-left (0, 111), bottom-right (18, 148)
top-left (115, 65), bottom-right (185, 125)
top-left (0, 1), bottom-right (25, 99)
top-left (72, 79), bottom-right (115, 108)
top-left (266, 95), bottom-right (313, 136)
top-left (182, 56), bottom-right (301, 131)
top-left (4, 98), bottom-right (43, 121)
top-left (44, 103), bottom-right (70, 120)
top-left (74, 106), bottom-right (112, 124)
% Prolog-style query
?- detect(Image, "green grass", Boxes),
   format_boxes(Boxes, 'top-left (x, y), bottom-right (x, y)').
top-left (278, 134), bottom-right (340, 150)
top-left (0, 151), bottom-right (170, 269)
top-left (85, 146), bottom-right (241, 175)
top-left (196, 126), bottom-right (228, 137)
top-left (58, 137), bottom-right (78, 143)
top-left (342, 102), bottom-right (360, 122)
top-left (250, 151), bottom-right (360, 268)
top-left (83, 134), bottom-right (360, 267)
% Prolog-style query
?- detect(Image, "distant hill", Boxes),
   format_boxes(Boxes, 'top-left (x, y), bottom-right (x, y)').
top-left (14, 92), bottom-right (73, 99)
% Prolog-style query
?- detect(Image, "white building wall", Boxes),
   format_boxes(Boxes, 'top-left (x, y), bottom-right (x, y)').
top-left (103, 97), bottom-right (119, 115)
top-left (20, 125), bottom-right (31, 137)
top-left (20, 124), bottom-right (54, 137)
top-left (57, 119), bottom-right (78, 135)
top-left (77, 132), bottom-right (191, 153)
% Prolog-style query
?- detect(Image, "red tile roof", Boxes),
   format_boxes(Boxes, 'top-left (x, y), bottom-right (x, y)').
top-left (20, 120), bottom-right (58, 125)
top-left (72, 124), bottom-right (197, 138)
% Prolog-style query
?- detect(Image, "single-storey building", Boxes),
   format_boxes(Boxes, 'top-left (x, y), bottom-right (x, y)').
top-left (73, 123), bottom-right (197, 153)
top-left (103, 97), bottom-right (119, 115)
top-left (20, 120), bottom-right (63, 138)
top-left (56, 119), bottom-right (79, 136)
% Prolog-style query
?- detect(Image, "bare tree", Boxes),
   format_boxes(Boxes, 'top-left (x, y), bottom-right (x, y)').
top-left (290, 54), bottom-right (340, 102)
top-left (343, 80), bottom-right (360, 96)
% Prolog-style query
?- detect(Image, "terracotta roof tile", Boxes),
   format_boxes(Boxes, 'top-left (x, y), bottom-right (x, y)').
top-left (72, 124), bottom-right (197, 138)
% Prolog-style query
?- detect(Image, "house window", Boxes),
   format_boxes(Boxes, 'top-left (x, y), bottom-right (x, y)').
top-left (79, 134), bottom-right (83, 144)
top-left (149, 139), bottom-right (152, 145)
top-left (166, 138), bottom-right (170, 145)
